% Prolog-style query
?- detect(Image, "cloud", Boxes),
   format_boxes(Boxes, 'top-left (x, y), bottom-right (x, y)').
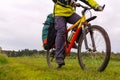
top-left (0, 0), bottom-right (42, 50)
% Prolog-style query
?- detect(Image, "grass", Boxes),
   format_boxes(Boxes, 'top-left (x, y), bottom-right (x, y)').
top-left (0, 53), bottom-right (120, 80)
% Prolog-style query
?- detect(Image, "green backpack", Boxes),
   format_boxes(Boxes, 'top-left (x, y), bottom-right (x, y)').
top-left (42, 13), bottom-right (56, 50)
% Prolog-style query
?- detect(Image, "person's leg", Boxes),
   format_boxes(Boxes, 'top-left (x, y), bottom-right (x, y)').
top-left (54, 16), bottom-right (67, 66)
top-left (67, 13), bottom-right (81, 24)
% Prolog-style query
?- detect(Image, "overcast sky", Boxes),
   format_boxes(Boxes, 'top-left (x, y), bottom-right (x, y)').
top-left (0, 0), bottom-right (120, 52)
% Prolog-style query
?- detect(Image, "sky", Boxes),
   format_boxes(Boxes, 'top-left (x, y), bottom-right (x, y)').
top-left (0, 0), bottom-right (120, 52)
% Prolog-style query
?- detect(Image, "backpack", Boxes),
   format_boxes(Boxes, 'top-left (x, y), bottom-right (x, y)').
top-left (42, 13), bottom-right (56, 50)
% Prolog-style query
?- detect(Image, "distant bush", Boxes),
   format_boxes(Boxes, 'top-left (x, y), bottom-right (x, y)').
top-left (110, 53), bottom-right (120, 61)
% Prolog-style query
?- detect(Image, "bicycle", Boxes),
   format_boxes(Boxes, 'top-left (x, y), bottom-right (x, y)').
top-left (46, 3), bottom-right (111, 72)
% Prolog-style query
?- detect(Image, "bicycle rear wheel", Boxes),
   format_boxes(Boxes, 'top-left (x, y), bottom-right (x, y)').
top-left (46, 49), bottom-right (58, 69)
top-left (78, 25), bottom-right (111, 72)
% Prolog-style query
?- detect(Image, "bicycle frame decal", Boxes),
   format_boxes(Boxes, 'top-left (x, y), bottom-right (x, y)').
top-left (66, 15), bottom-right (86, 55)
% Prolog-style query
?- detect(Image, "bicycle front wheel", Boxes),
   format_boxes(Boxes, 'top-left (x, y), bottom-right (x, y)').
top-left (78, 25), bottom-right (111, 72)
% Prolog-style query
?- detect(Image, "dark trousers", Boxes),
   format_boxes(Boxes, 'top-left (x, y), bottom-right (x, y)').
top-left (54, 13), bottom-right (81, 59)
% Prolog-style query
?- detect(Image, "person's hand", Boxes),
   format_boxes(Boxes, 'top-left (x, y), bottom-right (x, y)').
top-left (94, 5), bottom-right (105, 11)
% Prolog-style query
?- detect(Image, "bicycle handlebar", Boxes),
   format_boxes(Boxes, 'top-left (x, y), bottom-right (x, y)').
top-left (75, 3), bottom-right (105, 15)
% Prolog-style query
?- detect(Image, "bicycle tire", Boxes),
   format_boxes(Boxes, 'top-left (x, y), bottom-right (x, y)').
top-left (46, 49), bottom-right (58, 69)
top-left (78, 25), bottom-right (111, 72)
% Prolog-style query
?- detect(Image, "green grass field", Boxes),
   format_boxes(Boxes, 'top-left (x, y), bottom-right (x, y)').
top-left (0, 53), bottom-right (120, 80)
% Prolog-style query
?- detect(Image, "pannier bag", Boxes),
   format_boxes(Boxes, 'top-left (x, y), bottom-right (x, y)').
top-left (42, 13), bottom-right (56, 50)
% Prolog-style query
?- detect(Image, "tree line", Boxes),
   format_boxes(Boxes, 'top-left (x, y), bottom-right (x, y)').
top-left (1, 49), bottom-right (120, 61)
top-left (2, 49), bottom-right (46, 57)
top-left (2, 49), bottom-right (77, 58)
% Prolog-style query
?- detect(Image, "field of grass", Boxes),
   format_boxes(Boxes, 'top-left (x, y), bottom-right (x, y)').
top-left (0, 53), bottom-right (120, 80)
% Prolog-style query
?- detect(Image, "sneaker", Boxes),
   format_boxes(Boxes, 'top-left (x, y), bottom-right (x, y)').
top-left (56, 58), bottom-right (65, 68)
top-left (57, 63), bottom-right (65, 69)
